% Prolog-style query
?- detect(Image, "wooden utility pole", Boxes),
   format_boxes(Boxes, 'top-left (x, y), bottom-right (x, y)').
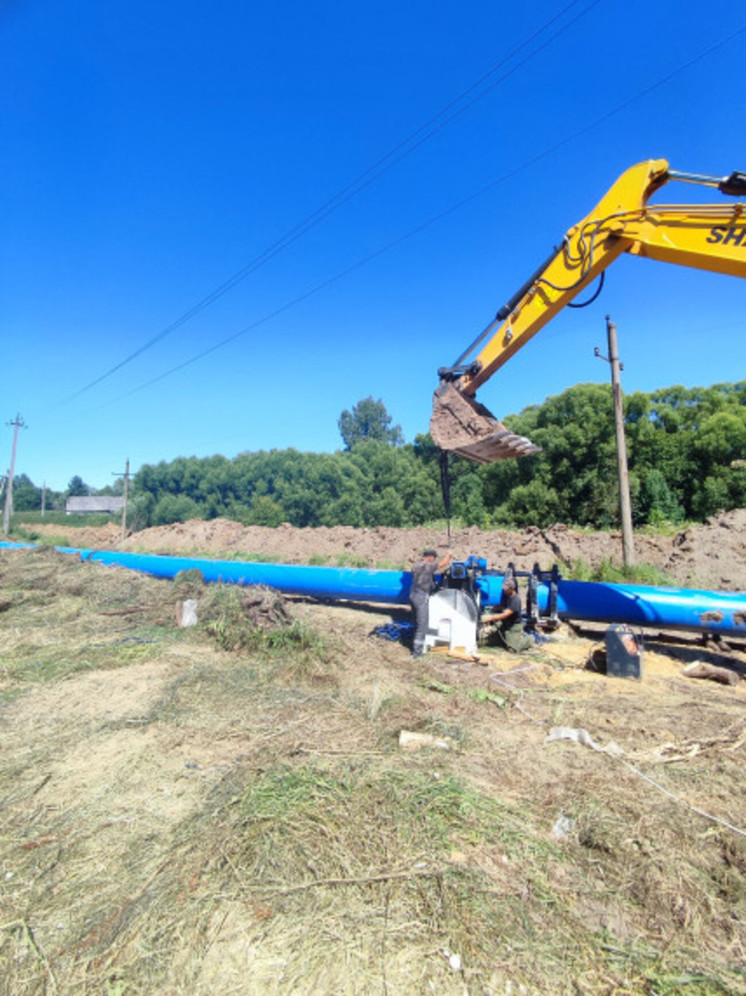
top-left (595, 318), bottom-right (635, 567)
top-left (2, 415), bottom-right (26, 536)
top-left (113, 459), bottom-right (130, 542)
top-left (121, 459), bottom-right (130, 543)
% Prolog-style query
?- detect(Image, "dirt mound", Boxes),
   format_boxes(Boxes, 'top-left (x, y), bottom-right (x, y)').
top-left (662, 508), bottom-right (746, 591)
top-left (21, 508), bottom-right (746, 590)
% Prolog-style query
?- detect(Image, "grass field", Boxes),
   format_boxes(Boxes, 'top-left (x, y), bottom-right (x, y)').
top-left (1, 545), bottom-right (745, 994)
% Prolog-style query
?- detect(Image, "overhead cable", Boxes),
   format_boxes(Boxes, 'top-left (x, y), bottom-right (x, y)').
top-left (60, 0), bottom-right (600, 404)
top-left (93, 21), bottom-right (746, 408)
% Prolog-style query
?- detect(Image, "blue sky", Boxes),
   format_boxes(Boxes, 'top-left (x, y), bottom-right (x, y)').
top-left (2, 0), bottom-right (744, 491)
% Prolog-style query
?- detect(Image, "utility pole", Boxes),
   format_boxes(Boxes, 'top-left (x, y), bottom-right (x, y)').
top-left (2, 415), bottom-right (27, 536)
top-left (113, 459), bottom-right (130, 543)
top-left (42, 482), bottom-right (46, 518)
top-left (594, 317), bottom-right (635, 568)
top-left (121, 459), bottom-right (130, 542)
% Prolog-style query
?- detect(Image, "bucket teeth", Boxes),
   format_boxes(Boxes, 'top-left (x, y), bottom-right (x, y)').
top-left (430, 383), bottom-right (540, 463)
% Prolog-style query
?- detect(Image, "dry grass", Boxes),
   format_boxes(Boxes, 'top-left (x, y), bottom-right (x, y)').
top-left (1, 546), bottom-right (745, 994)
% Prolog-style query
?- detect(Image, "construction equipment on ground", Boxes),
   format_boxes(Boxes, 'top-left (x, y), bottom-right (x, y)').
top-left (3, 541), bottom-right (745, 647)
top-left (431, 159), bottom-right (746, 462)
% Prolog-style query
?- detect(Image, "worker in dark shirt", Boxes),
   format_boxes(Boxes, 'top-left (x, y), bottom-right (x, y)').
top-left (481, 577), bottom-right (532, 652)
top-left (409, 548), bottom-right (452, 658)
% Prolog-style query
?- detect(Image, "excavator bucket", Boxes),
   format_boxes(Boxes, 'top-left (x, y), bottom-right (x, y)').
top-left (430, 383), bottom-right (540, 463)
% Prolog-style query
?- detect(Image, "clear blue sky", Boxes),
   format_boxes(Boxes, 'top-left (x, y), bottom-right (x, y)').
top-left (2, 0), bottom-right (744, 491)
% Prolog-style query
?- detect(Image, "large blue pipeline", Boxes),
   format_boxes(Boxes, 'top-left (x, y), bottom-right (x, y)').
top-left (2, 540), bottom-right (745, 638)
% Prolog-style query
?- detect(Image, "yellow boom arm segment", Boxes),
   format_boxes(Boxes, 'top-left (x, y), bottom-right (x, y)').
top-left (431, 159), bottom-right (746, 463)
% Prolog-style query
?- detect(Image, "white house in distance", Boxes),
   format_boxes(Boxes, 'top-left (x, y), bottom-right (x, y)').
top-left (65, 496), bottom-right (124, 515)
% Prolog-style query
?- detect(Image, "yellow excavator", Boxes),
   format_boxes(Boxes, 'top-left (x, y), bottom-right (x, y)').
top-left (431, 158), bottom-right (746, 463)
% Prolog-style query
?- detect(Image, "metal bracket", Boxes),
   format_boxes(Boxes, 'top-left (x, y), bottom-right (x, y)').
top-left (436, 362), bottom-right (481, 382)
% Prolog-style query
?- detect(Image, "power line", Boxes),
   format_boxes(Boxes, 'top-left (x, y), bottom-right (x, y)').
top-left (58, 0), bottom-right (600, 405)
top-left (91, 20), bottom-right (746, 409)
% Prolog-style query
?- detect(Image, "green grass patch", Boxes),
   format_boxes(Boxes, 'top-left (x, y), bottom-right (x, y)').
top-left (420, 678), bottom-right (506, 709)
top-left (0, 629), bottom-right (166, 683)
top-left (227, 761), bottom-right (559, 883)
top-left (131, 545), bottom-right (280, 563)
top-left (465, 687), bottom-right (508, 707)
top-left (564, 556), bottom-right (675, 586)
top-left (334, 552), bottom-right (371, 568)
top-left (639, 519), bottom-right (694, 538)
top-left (307, 553), bottom-right (330, 565)
top-left (11, 511), bottom-right (118, 528)
top-left (8, 525), bottom-right (72, 547)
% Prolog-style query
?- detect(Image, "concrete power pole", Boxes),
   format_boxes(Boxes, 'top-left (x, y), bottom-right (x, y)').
top-left (2, 414), bottom-right (27, 536)
top-left (595, 317), bottom-right (635, 568)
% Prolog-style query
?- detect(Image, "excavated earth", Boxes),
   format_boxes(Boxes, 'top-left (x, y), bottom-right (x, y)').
top-left (24, 507), bottom-right (746, 591)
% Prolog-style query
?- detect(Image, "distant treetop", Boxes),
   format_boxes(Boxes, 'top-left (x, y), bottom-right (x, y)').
top-left (338, 397), bottom-right (404, 450)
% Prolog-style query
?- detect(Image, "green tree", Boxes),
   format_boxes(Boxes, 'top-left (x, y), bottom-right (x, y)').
top-left (495, 478), bottom-right (562, 527)
top-left (246, 495), bottom-right (285, 527)
top-left (12, 474), bottom-right (42, 511)
top-left (451, 471), bottom-right (488, 527)
top-left (338, 397), bottom-right (404, 450)
top-left (346, 440), bottom-right (442, 526)
top-left (66, 475), bottom-right (90, 497)
top-left (127, 491), bottom-right (155, 530)
top-left (629, 381), bottom-right (746, 521)
top-left (127, 379), bottom-right (746, 533)
top-left (152, 494), bottom-right (202, 525)
top-left (637, 469), bottom-right (684, 526)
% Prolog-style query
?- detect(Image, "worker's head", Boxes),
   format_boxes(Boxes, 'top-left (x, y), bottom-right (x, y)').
top-left (422, 549), bottom-right (437, 561)
top-left (502, 577), bottom-right (516, 594)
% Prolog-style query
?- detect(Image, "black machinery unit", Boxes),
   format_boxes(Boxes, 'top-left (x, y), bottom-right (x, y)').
top-left (605, 624), bottom-right (643, 680)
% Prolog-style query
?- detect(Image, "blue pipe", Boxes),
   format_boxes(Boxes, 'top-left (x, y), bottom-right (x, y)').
top-left (51, 546), bottom-right (412, 605)
top-left (1, 542), bottom-right (745, 637)
top-left (475, 574), bottom-right (746, 638)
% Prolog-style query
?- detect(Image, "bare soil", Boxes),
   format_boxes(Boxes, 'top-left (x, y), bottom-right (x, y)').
top-left (25, 507), bottom-right (746, 590)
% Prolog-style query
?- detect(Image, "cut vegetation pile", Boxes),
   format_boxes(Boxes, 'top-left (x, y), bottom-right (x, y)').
top-left (1, 545), bottom-right (745, 994)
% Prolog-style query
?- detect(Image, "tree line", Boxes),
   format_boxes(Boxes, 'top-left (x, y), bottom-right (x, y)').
top-left (10, 385), bottom-right (746, 530)
top-left (4, 474), bottom-right (119, 513)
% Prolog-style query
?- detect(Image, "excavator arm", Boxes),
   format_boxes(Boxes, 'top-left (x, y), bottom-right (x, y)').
top-left (431, 158), bottom-right (746, 463)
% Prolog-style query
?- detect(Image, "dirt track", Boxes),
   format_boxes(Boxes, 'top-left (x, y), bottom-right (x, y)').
top-left (26, 508), bottom-right (746, 591)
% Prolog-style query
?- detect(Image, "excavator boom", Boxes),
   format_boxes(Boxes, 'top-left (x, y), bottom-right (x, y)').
top-left (431, 159), bottom-right (746, 463)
